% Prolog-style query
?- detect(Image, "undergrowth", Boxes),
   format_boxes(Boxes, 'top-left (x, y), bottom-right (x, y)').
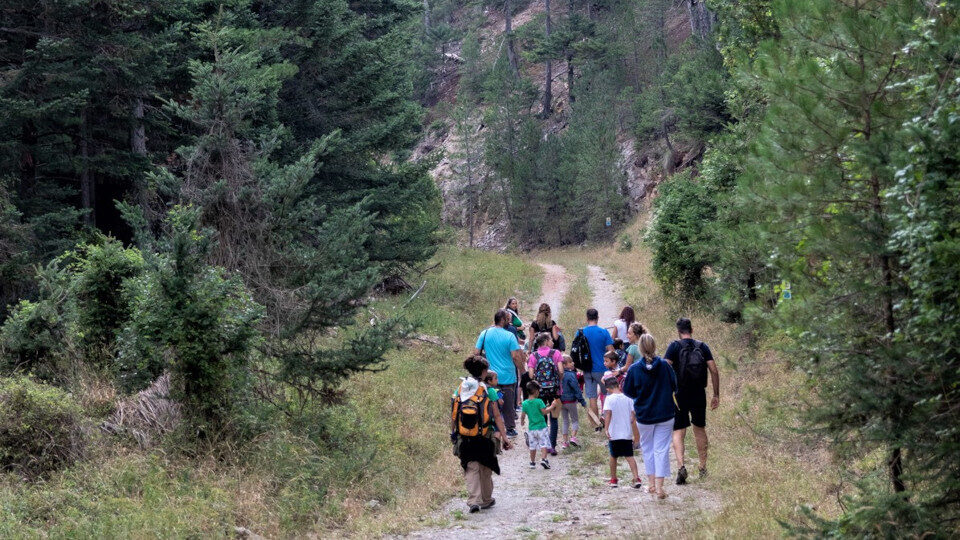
top-left (0, 246), bottom-right (541, 538)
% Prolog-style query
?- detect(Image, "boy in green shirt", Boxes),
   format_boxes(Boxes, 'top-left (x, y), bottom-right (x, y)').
top-left (520, 381), bottom-right (560, 469)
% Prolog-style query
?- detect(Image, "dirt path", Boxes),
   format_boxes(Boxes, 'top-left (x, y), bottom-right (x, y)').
top-left (534, 263), bottom-right (571, 319)
top-left (405, 263), bottom-right (720, 539)
top-left (587, 265), bottom-right (624, 328)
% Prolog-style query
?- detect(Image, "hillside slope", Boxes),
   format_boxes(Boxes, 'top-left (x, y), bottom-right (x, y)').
top-left (412, 0), bottom-right (708, 250)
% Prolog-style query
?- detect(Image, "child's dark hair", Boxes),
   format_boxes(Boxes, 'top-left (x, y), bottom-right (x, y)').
top-left (526, 380), bottom-right (541, 394)
top-left (604, 350), bottom-right (619, 361)
top-left (604, 376), bottom-right (620, 389)
top-left (613, 338), bottom-right (624, 349)
top-left (483, 370), bottom-right (498, 384)
top-left (463, 355), bottom-right (489, 378)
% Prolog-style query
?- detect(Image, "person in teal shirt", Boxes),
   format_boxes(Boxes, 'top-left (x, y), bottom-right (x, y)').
top-left (474, 309), bottom-right (525, 436)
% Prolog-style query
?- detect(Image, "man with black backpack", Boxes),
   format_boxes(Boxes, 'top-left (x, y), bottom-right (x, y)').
top-left (665, 317), bottom-right (720, 485)
top-left (571, 309), bottom-right (615, 431)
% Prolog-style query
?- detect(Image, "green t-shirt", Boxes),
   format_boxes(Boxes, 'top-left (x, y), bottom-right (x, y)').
top-left (488, 387), bottom-right (501, 402)
top-left (628, 344), bottom-right (641, 363)
top-left (522, 398), bottom-right (547, 431)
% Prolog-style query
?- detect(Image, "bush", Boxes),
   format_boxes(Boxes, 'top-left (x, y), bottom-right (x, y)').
top-left (617, 232), bottom-right (633, 252)
top-left (0, 262), bottom-right (76, 380)
top-left (72, 238), bottom-right (144, 368)
top-left (0, 237), bottom-right (143, 380)
top-left (120, 207), bottom-right (263, 433)
top-left (647, 171), bottom-right (718, 296)
top-left (0, 377), bottom-right (86, 478)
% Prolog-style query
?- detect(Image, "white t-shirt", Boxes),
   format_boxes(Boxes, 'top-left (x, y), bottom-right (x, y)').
top-left (613, 319), bottom-right (629, 341)
top-left (603, 393), bottom-right (635, 440)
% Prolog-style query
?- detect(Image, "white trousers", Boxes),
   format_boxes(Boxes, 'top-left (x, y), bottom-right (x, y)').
top-left (637, 419), bottom-right (673, 478)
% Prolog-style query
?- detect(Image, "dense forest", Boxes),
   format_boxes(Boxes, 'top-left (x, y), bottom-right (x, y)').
top-left (1, 0), bottom-right (959, 536)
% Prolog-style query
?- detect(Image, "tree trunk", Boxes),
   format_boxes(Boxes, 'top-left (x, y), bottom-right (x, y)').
top-left (505, 0), bottom-right (520, 79)
top-left (18, 121), bottom-right (38, 201)
top-left (80, 109), bottom-right (95, 226)
top-left (685, 0), bottom-right (715, 40)
top-left (890, 447), bottom-right (905, 492)
top-left (542, 0), bottom-right (553, 117)
top-left (131, 97), bottom-right (147, 155)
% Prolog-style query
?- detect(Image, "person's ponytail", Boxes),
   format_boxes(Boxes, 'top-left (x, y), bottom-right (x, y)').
top-left (639, 333), bottom-right (657, 362)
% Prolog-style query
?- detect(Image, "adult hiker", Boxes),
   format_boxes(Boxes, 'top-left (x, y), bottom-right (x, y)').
top-left (529, 303), bottom-right (564, 351)
top-left (528, 332), bottom-right (564, 455)
top-left (452, 355), bottom-right (513, 513)
top-left (665, 317), bottom-right (720, 484)
top-left (474, 309), bottom-right (526, 437)
top-left (622, 332), bottom-right (677, 499)
top-left (504, 297), bottom-right (527, 344)
top-left (578, 308), bottom-right (615, 430)
top-left (622, 322), bottom-right (650, 374)
top-left (610, 306), bottom-right (636, 346)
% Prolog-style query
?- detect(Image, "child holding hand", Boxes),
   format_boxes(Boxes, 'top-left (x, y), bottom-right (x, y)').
top-left (520, 381), bottom-right (560, 470)
top-left (602, 377), bottom-right (642, 488)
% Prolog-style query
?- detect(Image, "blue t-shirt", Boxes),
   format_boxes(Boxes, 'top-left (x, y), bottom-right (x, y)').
top-left (475, 327), bottom-right (521, 385)
top-left (582, 325), bottom-right (614, 373)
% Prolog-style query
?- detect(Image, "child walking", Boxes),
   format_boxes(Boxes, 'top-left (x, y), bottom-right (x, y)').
top-left (560, 356), bottom-right (587, 448)
top-left (520, 381), bottom-right (560, 469)
top-left (602, 377), bottom-right (642, 488)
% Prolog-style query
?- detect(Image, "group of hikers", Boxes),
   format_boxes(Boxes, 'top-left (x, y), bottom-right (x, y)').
top-left (451, 300), bottom-right (721, 513)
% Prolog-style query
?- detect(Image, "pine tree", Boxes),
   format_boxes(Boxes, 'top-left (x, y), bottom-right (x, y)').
top-left (144, 12), bottom-right (414, 408)
top-left (735, 1), bottom-right (957, 533)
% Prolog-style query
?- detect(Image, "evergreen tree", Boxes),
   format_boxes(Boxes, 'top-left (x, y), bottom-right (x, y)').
top-left (143, 13), bottom-right (415, 407)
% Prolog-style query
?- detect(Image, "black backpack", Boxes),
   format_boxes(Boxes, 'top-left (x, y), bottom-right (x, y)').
top-left (677, 340), bottom-right (708, 387)
top-left (570, 329), bottom-right (592, 372)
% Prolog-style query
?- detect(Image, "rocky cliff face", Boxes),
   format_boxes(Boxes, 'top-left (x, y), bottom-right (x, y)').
top-left (412, 1), bottom-right (705, 250)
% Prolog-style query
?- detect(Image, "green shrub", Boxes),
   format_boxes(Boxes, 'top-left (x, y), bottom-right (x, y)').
top-left (71, 239), bottom-right (144, 368)
top-left (617, 232), bottom-right (633, 252)
top-left (0, 262), bottom-right (76, 380)
top-left (120, 207), bottom-right (263, 433)
top-left (647, 171), bottom-right (718, 296)
top-left (0, 377), bottom-right (86, 478)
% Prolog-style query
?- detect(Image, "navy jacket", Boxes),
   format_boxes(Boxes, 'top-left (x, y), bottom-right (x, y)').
top-left (622, 356), bottom-right (678, 425)
top-left (560, 371), bottom-right (586, 405)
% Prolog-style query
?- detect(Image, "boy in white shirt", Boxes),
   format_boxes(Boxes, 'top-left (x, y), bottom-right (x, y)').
top-left (602, 377), bottom-right (641, 488)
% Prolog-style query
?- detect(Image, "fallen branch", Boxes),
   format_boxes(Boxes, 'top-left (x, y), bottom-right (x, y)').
top-left (401, 280), bottom-right (427, 309)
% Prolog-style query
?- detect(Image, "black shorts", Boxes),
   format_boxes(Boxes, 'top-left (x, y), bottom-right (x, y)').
top-left (608, 439), bottom-right (635, 458)
top-left (674, 387), bottom-right (706, 430)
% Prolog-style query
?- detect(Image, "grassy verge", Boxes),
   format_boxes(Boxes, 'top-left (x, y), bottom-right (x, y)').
top-left (530, 218), bottom-right (840, 537)
top-left (0, 245), bottom-right (542, 538)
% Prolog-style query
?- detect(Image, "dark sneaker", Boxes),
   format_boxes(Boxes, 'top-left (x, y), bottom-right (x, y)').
top-left (506, 428), bottom-right (518, 438)
top-left (676, 466), bottom-right (688, 485)
top-left (699, 466), bottom-right (708, 479)
top-left (569, 437), bottom-right (580, 447)
top-left (480, 499), bottom-right (496, 509)
top-left (548, 448), bottom-right (558, 456)
top-left (529, 461), bottom-right (536, 469)
top-left (632, 478), bottom-right (643, 489)
top-left (469, 504), bottom-right (480, 513)
top-left (540, 459), bottom-right (551, 470)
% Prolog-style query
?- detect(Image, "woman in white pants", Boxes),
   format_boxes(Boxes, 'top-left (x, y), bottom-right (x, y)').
top-left (622, 332), bottom-right (678, 499)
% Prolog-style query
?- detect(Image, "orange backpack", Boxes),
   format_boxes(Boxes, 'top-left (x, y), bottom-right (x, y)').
top-left (452, 390), bottom-right (490, 438)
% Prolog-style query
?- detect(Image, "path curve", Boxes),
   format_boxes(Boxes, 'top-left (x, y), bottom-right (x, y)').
top-left (405, 263), bottom-right (720, 539)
